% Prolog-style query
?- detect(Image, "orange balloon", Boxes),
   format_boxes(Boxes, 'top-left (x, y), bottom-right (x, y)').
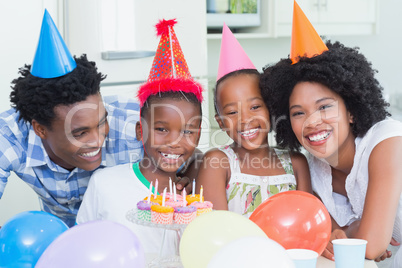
top-left (249, 191), bottom-right (331, 255)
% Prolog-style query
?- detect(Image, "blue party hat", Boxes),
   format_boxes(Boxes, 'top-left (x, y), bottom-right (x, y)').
top-left (31, 9), bottom-right (76, 78)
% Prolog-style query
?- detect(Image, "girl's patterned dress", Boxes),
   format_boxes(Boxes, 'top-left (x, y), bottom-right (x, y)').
top-left (221, 145), bottom-right (297, 218)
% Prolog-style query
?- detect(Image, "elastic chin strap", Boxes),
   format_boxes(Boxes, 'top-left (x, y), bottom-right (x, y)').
top-left (197, 124), bottom-right (201, 140)
top-left (139, 109), bottom-right (145, 151)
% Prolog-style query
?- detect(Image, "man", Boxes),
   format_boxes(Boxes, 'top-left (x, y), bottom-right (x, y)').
top-left (0, 10), bottom-right (195, 227)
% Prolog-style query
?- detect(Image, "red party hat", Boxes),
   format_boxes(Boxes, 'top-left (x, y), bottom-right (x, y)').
top-left (290, 0), bottom-right (328, 64)
top-left (137, 19), bottom-right (203, 106)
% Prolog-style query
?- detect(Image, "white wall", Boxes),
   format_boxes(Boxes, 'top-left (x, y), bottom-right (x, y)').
top-left (0, 1), bottom-right (59, 226)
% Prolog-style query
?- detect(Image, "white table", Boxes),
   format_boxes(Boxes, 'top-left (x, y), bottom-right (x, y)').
top-left (317, 256), bottom-right (378, 267)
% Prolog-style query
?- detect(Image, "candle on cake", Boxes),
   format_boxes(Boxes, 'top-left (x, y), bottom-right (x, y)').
top-left (154, 179), bottom-right (158, 199)
top-left (186, 179), bottom-right (203, 205)
top-left (147, 181), bottom-right (152, 204)
top-left (191, 185), bottom-right (213, 216)
top-left (137, 181), bottom-right (156, 221)
top-left (166, 183), bottom-right (187, 208)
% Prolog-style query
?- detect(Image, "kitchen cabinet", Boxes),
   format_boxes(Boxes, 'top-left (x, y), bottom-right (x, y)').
top-left (207, 0), bottom-right (378, 39)
top-left (275, 0), bottom-right (378, 36)
top-left (207, 0), bottom-right (275, 39)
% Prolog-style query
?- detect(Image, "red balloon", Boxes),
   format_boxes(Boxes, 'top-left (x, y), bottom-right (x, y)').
top-left (249, 190), bottom-right (331, 255)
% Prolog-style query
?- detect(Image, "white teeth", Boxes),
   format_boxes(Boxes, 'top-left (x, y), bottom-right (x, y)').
top-left (81, 148), bottom-right (100, 157)
top-left (161, 153), bottom-right (180, 159)
top-left (308, 131), bottom-right (330, 142)
top-left (240, 128), bottom-right (259, 137)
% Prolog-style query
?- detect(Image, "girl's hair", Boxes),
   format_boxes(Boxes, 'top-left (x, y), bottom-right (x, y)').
top-left (10, 54), bottom-right (106, 128)
top-left (260, 41), bottom-right (390, 151)
top-left (214, 69), bottom-right (260, 115)
top-left (140, 91), bottom-right (202, 123)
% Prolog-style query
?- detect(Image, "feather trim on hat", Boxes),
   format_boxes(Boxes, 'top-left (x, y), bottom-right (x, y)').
top-left (137, 78), bottom-right (203, 107)
top-left (156, 19), bottom-right (177, 36)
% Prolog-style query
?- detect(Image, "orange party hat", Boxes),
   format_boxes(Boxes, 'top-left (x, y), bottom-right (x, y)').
top-left (290, 0), bottom-right (328, 64)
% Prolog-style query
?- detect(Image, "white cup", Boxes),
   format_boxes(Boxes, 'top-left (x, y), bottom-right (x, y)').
top-left (333, 239), bottom-right (367, 268)
top-left (286, 249), bottom-right (318, 268)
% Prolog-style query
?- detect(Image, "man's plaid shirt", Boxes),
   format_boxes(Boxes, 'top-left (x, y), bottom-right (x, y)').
top-left (0, 95), bottom-right (143, 226)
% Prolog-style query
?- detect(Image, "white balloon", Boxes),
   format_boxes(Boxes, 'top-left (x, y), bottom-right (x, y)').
top-left (207, 236), bottom-right (295, 268)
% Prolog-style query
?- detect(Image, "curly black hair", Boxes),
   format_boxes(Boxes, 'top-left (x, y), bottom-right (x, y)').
top-left (260, 41), bottom-right (390, 151)
top-left (214, 69), bottom-right (260, 115)
top-left (10, 54), bottom-right (106, 128)
top-left (140, 91), bottom-right (202, 123)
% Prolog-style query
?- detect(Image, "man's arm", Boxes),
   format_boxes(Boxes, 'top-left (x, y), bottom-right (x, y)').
top-left (0, 135), bottom-right (19, 199)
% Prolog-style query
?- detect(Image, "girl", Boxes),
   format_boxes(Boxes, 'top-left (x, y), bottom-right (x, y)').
top-left (261, 40), bottom-right (402, 266)
top-left (196, 24), bottom-right (311, 218)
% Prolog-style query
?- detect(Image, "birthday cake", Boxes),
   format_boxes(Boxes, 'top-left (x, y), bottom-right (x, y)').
top-left (191, 201), bottom-right (213, 216)
top-left (137, 200), bottom-right (158, 222)
top-left (137, 183), bottom-right (212, 225)
top-left (174, 205), bottom-right (197, 224)
top-left (151, 204), bottom-right (174, 224)
top-left (186, 194), bottom-right (203, 205)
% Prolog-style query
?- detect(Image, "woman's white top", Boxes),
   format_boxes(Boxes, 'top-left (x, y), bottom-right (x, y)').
top-left (309, 118), bottom-right (402, 267)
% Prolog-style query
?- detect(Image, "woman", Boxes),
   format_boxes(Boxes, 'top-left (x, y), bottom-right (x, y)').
top-left (261, 40), bottom-right (402, 267)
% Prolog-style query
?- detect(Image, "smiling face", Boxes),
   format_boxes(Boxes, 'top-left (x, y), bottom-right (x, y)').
top-left (289, 82), bottom-right (355, 161)
top-left (215, 73), bottom-right (270, 150)
top-left (33, 93), bottom-right (109, 171)
top-left (136, 98), bottom-right (201, 175)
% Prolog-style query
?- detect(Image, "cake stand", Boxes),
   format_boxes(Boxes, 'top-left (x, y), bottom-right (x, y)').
top-left (126, 208), bottom-right (187, 268)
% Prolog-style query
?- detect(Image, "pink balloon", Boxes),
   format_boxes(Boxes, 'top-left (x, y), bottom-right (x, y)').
top-left (35, 220), bottom-right (145, 268)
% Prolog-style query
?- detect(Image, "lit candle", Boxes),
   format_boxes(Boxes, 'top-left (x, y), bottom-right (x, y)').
top-left (169, 177), bottom-right (172, 196)
top-left (147, 181), bottom-right (153, 204)
top-left (200, 185), bottom-right (203, 202)
top-left (173, 182), bottom-right (177, 201)
top-left (162, 187), bottom-right (167, 207)
top-left (182, 188), bottom-right (186, 207)
top-left (154, 179), bottom-right (158, 199)
top-left (192, 179), bottom-right (195, 197)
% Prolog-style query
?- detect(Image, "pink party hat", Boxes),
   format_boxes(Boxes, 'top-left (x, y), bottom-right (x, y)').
top-left (217, 23), bottom-right (256, 81)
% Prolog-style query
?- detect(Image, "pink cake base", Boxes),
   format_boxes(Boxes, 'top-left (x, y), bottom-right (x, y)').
top-left (174, 211), bottom-right (197, 224)
top-left (151, 211), bottom-right (173, 224)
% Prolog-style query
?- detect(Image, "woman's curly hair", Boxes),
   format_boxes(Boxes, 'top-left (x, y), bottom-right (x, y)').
top-left (260, 41), bottom-right (390, 151)
top-left (10, 54), bottom-right (106, 128)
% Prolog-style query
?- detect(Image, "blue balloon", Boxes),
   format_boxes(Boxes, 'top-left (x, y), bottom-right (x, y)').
top-left (0, 211), bottom-right (69, 268)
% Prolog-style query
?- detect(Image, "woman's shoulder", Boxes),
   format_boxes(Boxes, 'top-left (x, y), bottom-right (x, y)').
top-left (370, 118), bottom-right (402, 132)
top-left (359, 118), bottom-right (402, 150)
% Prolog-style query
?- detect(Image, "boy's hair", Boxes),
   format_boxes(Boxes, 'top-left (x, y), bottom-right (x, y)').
top-left (10, 54), bottom-right (106, 128)
top-left (140, 91), bottom-right (202, 124)
top-left (260, 41), bottom-right (390, 151)
top-left (214, 69), bottom-right (260, 115)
